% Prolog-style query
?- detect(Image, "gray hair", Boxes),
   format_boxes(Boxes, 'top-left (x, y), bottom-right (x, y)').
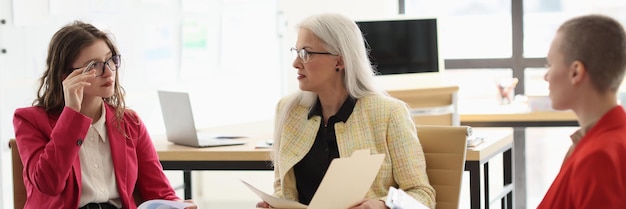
top-left (271, 13), bottom-right (388, 163)
top-left (299, 13), bottom-right (385, 104)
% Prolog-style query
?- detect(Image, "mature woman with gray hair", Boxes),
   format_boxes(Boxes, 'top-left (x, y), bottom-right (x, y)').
top-left (257, 13), bottom-right (435, 209)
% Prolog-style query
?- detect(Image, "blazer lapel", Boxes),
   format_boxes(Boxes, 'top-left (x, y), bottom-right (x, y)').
top-left (278, 104), bottom-right (320, 180)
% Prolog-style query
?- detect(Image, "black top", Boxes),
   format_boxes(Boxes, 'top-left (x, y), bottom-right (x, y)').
top-left (293, 96), bottom-right (357, 205)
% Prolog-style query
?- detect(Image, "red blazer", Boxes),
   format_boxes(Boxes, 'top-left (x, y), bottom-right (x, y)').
top-left (537, 106), bottom-right (626, 209)
top-left (13, 104), bottom-right (179, 209)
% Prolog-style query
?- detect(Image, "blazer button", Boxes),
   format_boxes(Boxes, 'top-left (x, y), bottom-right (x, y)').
top-left (76, 139), bottom-right (83, 146)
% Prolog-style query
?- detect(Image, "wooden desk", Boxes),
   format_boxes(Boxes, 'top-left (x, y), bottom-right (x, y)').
top-left (155, 127), bottom-right (513, 209)
top-left (466, 128), bottom-right (514, 209)
top-left (154, 136), bottom-right (272, 199)
top-left (460, 104), bottom-right (577, 209)
top-left (461, 110), bottom-right (577, 127)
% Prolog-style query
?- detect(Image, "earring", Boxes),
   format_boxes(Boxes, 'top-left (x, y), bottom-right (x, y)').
top-left (336, 68), bottom-right (340, 72)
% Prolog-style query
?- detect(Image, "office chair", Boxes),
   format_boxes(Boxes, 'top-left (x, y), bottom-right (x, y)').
top-left (416, 125), bottom-right (470, 209)
top-left (9, 139), bottom-right (26, 209)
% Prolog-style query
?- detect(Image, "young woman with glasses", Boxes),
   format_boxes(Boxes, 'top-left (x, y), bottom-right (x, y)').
top-left (12, 21), bottom-right (196, 209)
top-left (257, 13), bottom-right (435, 209)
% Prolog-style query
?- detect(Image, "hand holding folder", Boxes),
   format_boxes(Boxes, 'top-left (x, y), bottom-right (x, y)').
top-left (243, 149), bottom-right (385, 209)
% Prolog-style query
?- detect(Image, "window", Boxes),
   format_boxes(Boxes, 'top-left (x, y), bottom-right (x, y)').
top-left (405, 0), bottom-right (512, 59)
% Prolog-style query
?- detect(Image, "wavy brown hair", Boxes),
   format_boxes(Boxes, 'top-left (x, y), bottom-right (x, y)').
top-left (33, 21), bottom-right (127, 127)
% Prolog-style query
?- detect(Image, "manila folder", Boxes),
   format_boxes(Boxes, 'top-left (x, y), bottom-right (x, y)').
top-left (241, 179), bottom-right (307, 209)
top-left (242, 149), bottom-right (385, 209)
top-left (307, 149), bottom-right (385, 209)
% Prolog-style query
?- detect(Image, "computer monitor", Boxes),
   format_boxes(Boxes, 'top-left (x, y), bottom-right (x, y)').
top-left (357, 17), bottom-right (445, 88)
top-left (357, 17), bottom-right (441, 75)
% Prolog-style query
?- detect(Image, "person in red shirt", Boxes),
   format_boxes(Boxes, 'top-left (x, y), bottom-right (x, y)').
top-left (13, 21), bottom-right (197, 209)
top-left (538, 14), bottom-right (626, 208)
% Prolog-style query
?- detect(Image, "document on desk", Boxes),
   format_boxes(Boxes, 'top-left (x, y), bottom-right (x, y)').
top-left (467, 136), bottom-right (484, 148)
top-left (242, 149), bottom-right (385, 209)
top-left (254, 139), bottom-right (274, 149)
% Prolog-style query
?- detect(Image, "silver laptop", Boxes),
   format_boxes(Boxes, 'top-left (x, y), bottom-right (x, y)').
top-left (157, 90), bottom-right (246, 147)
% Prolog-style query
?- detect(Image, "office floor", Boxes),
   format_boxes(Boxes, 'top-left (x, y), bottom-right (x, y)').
top-left (172, 127), bottom-right (574, 209)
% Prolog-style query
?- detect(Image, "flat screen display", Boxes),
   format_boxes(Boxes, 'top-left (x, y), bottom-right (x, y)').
top-left (357, 18), bottom-right (439, 75)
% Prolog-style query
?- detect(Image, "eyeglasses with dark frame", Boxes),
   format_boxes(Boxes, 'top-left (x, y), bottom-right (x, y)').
top-left (290, 47), bottom-right (337, 63)
top-left (72, 54), bottom-right (121, 76)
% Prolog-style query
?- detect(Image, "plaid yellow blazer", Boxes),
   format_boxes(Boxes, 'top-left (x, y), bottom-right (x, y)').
top-left (272, 94), bottom-right (436, 208)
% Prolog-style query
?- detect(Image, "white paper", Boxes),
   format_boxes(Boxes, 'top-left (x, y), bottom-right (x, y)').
top-left (385, 187), bottom-right (429, 209)
top-left (241, 179), bottom-right (307, 209)
top-left (137, 199), bottom-right (194, 209)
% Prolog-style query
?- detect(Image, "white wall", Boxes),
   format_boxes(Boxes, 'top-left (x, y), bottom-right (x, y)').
top-left (0, 1), bottom-right (281, 208)
top-left (0, 0), bottom-right (399, 208)
top-left (0, 1), bottom-right (33, 208)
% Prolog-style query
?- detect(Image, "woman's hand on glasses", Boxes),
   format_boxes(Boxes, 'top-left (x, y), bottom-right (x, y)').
top-left (62, 67), bottom-right (96, 112)
top-left (74, 55), bottom-right (121, 77)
